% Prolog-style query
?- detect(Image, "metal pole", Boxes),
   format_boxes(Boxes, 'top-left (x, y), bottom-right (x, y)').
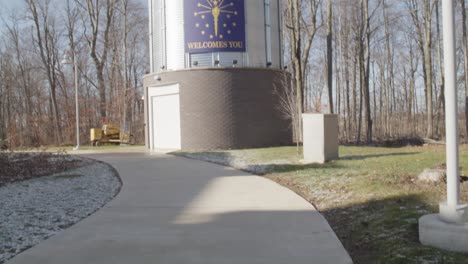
top-left (148, 0), bottom-right (153, 72)
top-left (438, 0), bottom-right (468, 224)
top-left (73, 55), bottom-right (80, 150)
top-left (442, 0), bottom-right (459, 208)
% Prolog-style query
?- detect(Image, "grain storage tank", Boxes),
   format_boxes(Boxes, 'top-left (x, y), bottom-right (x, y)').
top-left (144, 0), bottom-right (291, 150)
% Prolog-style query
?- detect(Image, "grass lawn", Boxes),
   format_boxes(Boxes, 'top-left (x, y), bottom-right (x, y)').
top-left (176, 145), bottom-right (468, 264)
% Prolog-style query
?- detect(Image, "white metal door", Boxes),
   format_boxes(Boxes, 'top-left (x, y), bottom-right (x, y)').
top-left (150, 85), bottom-right (181, 150)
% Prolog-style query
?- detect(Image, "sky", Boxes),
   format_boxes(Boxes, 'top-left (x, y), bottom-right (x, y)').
top-left (1, 0), bottom-right (148, 13)
top-left (1, 0), bottom-right (22, 10)
top-left (0, 0), bottom-right (148, 26)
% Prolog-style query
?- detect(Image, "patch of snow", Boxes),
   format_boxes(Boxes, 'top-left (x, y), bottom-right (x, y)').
top-left (177, 153), bottom-right (295, 175)
top-left (417, 169), bottom-right (446, 183)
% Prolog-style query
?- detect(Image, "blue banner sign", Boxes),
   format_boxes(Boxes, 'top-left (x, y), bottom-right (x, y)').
top-left (184, 0), bottom-right (246, 53)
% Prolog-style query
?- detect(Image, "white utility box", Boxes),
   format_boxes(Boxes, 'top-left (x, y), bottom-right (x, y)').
top-left (302, 113), bottom-right (339, 163)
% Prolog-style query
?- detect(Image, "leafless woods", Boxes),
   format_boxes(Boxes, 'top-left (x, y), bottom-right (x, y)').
top-left (1, 0), bottom-right (468, 147)
top-left (0, 0), bottom-right (147, 148)
top-left (283, 0), bottom-right (468, 143)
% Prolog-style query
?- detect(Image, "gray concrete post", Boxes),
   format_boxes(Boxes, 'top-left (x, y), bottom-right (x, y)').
top-left (302, 114), bottom-right (338, 164)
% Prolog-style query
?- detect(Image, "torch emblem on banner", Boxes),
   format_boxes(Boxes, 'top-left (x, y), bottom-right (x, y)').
top-left (194, 0), bottom-right (238, 39)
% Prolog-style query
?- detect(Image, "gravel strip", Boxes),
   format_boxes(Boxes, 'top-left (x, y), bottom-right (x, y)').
top-left (0, 159), bottom-right (121, 264)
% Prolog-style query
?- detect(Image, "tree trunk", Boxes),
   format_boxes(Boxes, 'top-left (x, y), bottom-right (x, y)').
top-left (435, 1), bottom-right (445, 138)
top-left (363, 0), bottom-right (372, 143)
top-left (285, 0), bottom-right (321, 143)
top-left (424, 1), bottom-right (434, 138)
top-left (26, 0), bottom-right (63, 144)
top-left (326, 0), bottom-right (333, 113)
top-left (352, 45), bottom-right (358, 139)
top-left (84, 0), bottom-right (116, 119)
top-left (460, 0), bottom-right (468, 137)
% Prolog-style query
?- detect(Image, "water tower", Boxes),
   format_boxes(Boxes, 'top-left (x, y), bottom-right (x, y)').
top-left (144, 0), bottom-right (291, 150)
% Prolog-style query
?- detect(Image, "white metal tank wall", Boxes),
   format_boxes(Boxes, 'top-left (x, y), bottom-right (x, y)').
top-left (165, 0), bottom-right (185, 70)
top-left (149, 0), bottom-right (282, 72)
top-left (269, 0), bottom-right (282, 69)
top-left (246, 0), bottom-right (266, 68)
top-left (149, 0), bottom-right (165, 71)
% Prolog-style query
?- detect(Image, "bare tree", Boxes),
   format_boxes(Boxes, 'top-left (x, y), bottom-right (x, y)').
top-left (273, 75), bottom-right (300, 151)
top-left (362, 0), bottom-right (372, 143)
top-left (79, 0), bottom-right (117, 119)
top-left (434, 0), bottom-right (445, 137)
top-left (326, 0), bottom-right (333, 113)
top-left (336, 0), bottom-right (351, 140)
top-left (460, 0), bottom-right (468, 136)
top-left (4, 19), bottom-right (36, 145)
top-left (285, 0), bottom-right (322, 142)
top-left (25, 0), bottom-right (63, 144)
top-left (406, 0), bottom-right (437, 139)
top-left (0, 52), bottom-right (6, 144)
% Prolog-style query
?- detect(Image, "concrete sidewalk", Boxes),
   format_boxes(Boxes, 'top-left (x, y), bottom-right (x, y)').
top-left (7, 153), bottom-right (353, 264)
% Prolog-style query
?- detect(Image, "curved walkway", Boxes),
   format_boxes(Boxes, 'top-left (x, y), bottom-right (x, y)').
top-left (7, 152), bottom-right (352, 264)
